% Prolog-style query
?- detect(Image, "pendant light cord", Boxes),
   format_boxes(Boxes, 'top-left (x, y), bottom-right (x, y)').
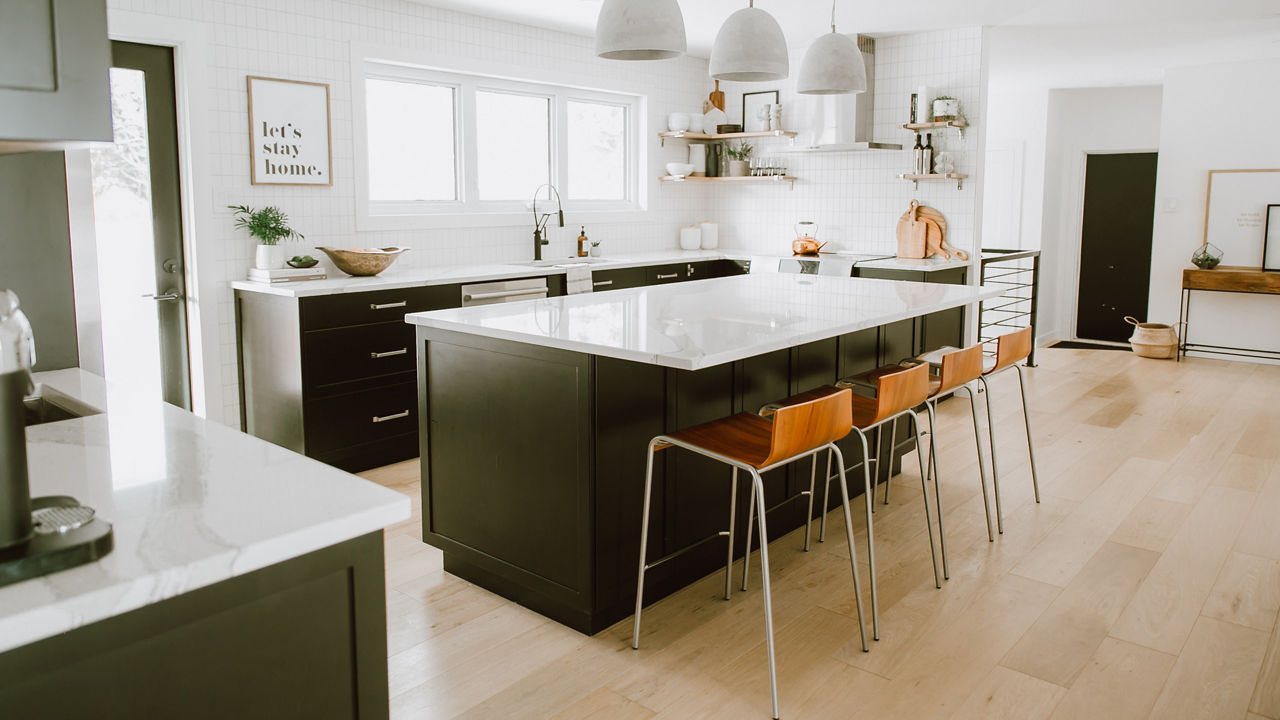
top-left (830, 0), bottom-right (837, 32)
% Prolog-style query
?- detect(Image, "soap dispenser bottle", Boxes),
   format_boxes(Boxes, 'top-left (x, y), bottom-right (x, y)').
top-left (577, 226), bottom-right (589, 258)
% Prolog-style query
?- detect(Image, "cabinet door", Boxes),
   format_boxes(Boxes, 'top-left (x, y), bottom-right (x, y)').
top-left (300, 284), bottom-right (458, 331)
top-left (646, 263), bottom-right (686, 285)
top-left (0, 0), bottom-right (112, 147)
top-left (591, 267), bottom-right (645, 292)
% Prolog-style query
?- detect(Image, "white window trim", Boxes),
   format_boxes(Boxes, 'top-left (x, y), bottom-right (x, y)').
top-left (352, 46), bottom-right (648, 231)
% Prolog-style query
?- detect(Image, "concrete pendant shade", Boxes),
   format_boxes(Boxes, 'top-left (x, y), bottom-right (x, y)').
top-left (709, 6), bottom-right (789, 82)
top-left (797, 32), bottom-right (867, 95)
top-left (595, 0), bottom-right (686, 61)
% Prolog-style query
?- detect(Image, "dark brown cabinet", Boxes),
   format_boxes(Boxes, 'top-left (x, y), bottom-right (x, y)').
top-left (236, 283), bottom-right (458, 473)
top-left (0, 0), bottom-right (113, 151)
top-left (857, 266), bottom-right (969, 351)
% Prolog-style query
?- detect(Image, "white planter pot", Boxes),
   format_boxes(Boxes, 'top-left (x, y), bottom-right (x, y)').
top-left (728, 160), bottom-right (750, 177)
top-left (255, 244), bottom-right (285, 270)
top-left (932, 98), bottom-right (960, 121)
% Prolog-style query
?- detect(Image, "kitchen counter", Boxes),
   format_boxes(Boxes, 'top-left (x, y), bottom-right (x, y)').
top-left (0, 369), bottom-right (410, 654)
top-left (230, 248), bottom-right (969, 298)
top-left (406, 273), bottom-right (1001, 371)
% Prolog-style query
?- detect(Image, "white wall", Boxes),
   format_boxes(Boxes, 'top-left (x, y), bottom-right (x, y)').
top-left (708, 27), bottom-right (988, 259)
top-left (982, 88), bottom-right (1047, 252)
top-left (105, 0), bottom-right (716, 425)
top-left (1030, 86), bottom-right (1163, 343)
top-left (1149, 57), bottom-right (1280, 361)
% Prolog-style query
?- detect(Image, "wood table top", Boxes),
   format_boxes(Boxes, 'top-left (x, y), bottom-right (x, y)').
top-left (1182, 266), bottom-right (1280, 294)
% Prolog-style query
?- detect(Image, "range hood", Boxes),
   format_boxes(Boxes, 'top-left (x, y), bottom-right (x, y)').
top-left (788, 36), bottom-right (902, 152)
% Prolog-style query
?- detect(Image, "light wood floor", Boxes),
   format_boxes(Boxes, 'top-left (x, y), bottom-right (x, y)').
top-left (362, 347), bottom-right (1280, 719)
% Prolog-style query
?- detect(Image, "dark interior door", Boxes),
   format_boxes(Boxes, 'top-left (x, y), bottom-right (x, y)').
top-left (109, 41), bottom-right (191, 408)
top-left (1076, 152), bottom-right (1158, 342)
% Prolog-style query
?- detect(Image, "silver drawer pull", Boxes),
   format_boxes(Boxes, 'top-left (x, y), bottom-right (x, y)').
top-left (369, 301), bottom-right (407, 310)
top-left (462, 289), bottom-right (547, 301)
top-left (593, 280), bottom-right (613, 287)
top-left (370, 348), bottom-right (408, 359)
top-left (656, 273), bottom-right (679, 280)
top-left (372, 410), bottom-right (410, 423)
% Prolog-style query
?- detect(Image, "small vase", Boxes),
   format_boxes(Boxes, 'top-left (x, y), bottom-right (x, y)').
top-left (589, 246), bottom-right (601, 258)
top-left (255, 244), bottom-right (285, 270)
top-left (728, 160), bottom-right (750, 177)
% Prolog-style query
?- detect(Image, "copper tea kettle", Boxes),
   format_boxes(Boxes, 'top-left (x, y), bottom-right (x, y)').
top-left (792, 221), bottom-right (826, 256)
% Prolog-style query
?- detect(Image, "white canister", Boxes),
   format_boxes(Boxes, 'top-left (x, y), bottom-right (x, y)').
top-left (916, 85), bottom-right (932, 120)
top-left (679, 226), bottom-right (701, 251)
top-left (667, 112), bottom-right (690, 132)
top-left (688, 144), bottom-right (706, 175)
top-left (699, 222), bottom-right (719, 249)
top-left (687, 113), bottom-right (704, 133)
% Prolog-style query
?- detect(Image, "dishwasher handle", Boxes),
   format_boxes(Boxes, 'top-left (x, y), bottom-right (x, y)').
top-left (462, 289), bottom-right (547, 303)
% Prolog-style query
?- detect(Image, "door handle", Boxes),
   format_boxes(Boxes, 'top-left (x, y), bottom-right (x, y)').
top-left (372, 410), bottom-right (410, 423)
top-left (369, 301), bottom-right (407, 310)
top-left (370, 348), bottom-right (408, 359)
top-left (143, 291), bottom-right (181, 302)
top-left (656, 273), bottom-right (679, 280)
top-left (593, 280), bottom-right (613, 287)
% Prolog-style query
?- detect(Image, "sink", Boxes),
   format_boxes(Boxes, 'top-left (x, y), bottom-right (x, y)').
top-left (22, 386), bottom-right (102, 427)
top-left (520, 257), bottom-right (617, 268)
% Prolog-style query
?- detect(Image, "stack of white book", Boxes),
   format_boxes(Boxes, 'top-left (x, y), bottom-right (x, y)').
top-left (247, 267), bottom-right (327, 284)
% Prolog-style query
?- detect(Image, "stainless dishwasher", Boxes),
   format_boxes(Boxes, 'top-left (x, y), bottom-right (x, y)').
top-left (460, 277), bottom-right (549, 306)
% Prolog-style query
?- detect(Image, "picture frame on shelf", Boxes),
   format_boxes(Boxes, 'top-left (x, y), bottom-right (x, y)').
top-left (246, 76), bottom-right (333, 186)
top-left (1265, 204), bottom-right (1280, 272)
top-left (1202, 169), bottom-right (1280, 267)
top-left (742, 90), bottom-right (779, 133)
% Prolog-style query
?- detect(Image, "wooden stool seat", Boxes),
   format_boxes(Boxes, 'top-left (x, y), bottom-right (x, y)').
top-left (659, 413), bottom-right (775, 469)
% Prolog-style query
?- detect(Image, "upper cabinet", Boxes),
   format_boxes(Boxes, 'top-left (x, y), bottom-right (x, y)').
top-left (0, 0), bottom-right (112, 153)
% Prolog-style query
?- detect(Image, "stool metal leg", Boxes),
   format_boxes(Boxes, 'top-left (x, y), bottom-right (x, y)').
top-left (632, 441), bottom-right (660, 650)
top-left (924, 401), bottom-right (949, 581)
top-left (854, 428), bottom-right (880, 641)
top-left (818, 449), bottom-right (833, 543)
top-left (830, 444), bottom-right (870, 653)
top-left (959, 384), bottom-right (995, 542)
top-left (725, 468), bottom-right (738, 600)
top-left (1015, 364), bottom-right (1041, 504)
top-left (978, 375), bottom-right (1006, 534)
top-left (882, 417), bottom-right (898, 505)
top-left (741, 475), bottom-right (756, 592)
top-left (803, 454), bottom-right (817, 552)
top-left (748, 469), bottom-right (781, 720)
top-left (908, 410), bottom-right (942, 590)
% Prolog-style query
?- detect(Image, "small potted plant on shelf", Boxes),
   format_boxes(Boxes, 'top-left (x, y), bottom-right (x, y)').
top-left (726, 142), bottom-right (753, 177)
top-left (589, 239), bottom-right (602, 258)
top-left (228, 204), bottom-right (305, 270)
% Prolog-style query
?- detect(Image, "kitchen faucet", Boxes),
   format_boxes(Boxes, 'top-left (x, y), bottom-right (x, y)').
top-left (531, 183), bottom-right (564, 262)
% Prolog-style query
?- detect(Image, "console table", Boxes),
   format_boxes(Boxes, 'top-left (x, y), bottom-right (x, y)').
top-left (1179, 266), bottom-right (1280, 361)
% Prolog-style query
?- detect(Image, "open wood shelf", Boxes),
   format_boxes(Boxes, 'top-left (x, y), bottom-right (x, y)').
top-left (659, 175), bottom-right (797, 187)
top-left (901, 119), bottom-right (968, 137)
top-left (658, 129), bottom-right (797, 146)
top-left (899, 172), bottom-right (968, 190)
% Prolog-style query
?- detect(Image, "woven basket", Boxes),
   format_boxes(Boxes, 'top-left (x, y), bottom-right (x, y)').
top-left (1124, 316), bottom-right (1181, 359)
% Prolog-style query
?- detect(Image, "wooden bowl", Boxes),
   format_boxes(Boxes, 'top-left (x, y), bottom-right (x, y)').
top-left (315, 246), bottom-right (408, 276)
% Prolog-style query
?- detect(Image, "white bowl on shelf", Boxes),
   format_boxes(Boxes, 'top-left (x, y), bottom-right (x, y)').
top-left (665, 162), bottom-right (695, 178)
top-left (667, 113), bottom-right (690, 132)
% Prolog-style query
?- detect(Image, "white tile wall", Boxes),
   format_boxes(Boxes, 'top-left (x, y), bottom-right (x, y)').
top-left (710, 28), bottom-right (986, 257)
top-left (104, 0), bottom-right (985, 425)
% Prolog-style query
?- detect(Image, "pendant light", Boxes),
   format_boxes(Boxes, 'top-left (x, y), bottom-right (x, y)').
top-left (595, 0), bottom-right (686, 61)
top-left (709, 1), bottom-right (789, 82)
top-left (797, 0), bottom-right (867, 95)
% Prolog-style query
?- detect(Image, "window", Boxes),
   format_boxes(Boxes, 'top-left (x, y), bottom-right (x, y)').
top-left (358, 61), bottom-right (641, 225)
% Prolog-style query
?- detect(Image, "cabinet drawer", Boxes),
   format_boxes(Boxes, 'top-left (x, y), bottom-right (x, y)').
top-left (300, 284), bottom-right (457, 331)
top-left (303, 322), bottom-right (415, 390)
top-left (645, 263), bottom-right (686, 285)
top-left (591, 267), bottom-right (645, 292)
top-left (304, 381), bottom-right (418, 451)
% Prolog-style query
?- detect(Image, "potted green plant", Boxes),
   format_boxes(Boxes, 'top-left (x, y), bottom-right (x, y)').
top-left (931, 96), bottom-right (961, 122)
top-left (726, 142), bottom-right (753, 177)
top-left (228, 204), bottom-right (304, 270)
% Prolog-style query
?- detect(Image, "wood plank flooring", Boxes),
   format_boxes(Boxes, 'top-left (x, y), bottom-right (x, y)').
top-left (363, 348), bottom-right (1280, 719)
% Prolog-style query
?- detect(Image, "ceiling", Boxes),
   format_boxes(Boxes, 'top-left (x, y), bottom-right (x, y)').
top-left (415, 0), bottom-right (1280, 58)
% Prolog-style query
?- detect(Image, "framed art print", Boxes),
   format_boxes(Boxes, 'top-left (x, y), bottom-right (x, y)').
top-left (247, 76), bottom-right (333, 186)
top-left (1202, 169), bottom-right (1280, 267)
top-left (742, 90), bottom-right (779, 133)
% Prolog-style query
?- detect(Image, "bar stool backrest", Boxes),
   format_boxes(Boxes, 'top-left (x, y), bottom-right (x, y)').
top-left (937, 343), bottom-right (985, 395)
top-left (991, 326), bottom-right (1033, 373)
top-left (869, 362), bottom-right (931, 426)
top-left (761, 388), bottom-right (854, 467)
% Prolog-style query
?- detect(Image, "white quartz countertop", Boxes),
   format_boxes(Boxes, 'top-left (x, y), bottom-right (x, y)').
top-left (0, 369), bottom-right (410, 654)
top-left (230, 248), bottom-right (969, 298)
top-left (406, 274), bottom-right (1003, 371)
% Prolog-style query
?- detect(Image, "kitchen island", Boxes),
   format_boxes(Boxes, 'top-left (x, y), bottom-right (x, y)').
top-left (408, 273), bottom-right (1001, 634)
top-left (0, 371), bottom-right (409, 718)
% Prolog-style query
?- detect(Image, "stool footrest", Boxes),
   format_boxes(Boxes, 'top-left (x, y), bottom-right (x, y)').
top-left (644, 530), bottom-right (733, 571)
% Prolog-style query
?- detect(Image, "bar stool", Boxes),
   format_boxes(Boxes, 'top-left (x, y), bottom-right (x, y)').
top-left (978, 326), bottom-right (1040, 533)
top-left (632, 387), bottom-right (870, 720)
top-left (810, 362), bottom-right (940, 641)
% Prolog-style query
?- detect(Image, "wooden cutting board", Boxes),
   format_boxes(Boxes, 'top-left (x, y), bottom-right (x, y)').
top-left (896, 202), bottom-right (949, 259)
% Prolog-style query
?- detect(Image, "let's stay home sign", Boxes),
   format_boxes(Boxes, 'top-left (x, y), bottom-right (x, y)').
top-left (247, 76), bottom-right (332, 186)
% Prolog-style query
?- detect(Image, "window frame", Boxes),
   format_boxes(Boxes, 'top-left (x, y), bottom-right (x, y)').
top-left (354, 57), bottom-right (644, 230)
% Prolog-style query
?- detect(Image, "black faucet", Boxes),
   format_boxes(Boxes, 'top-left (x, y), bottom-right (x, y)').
top-left (531, 184), bottom-right (563, 262)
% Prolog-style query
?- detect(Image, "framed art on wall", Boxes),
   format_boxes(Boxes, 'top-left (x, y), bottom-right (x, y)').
top-left (742, 90), bottom-right (779, 133)
top-left (247, 76), bottom-right (333, 186)
top-left (1202, 168), bottom-right (1280, 267)
top-left (1265, 204), bottom-right (1280, 272)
